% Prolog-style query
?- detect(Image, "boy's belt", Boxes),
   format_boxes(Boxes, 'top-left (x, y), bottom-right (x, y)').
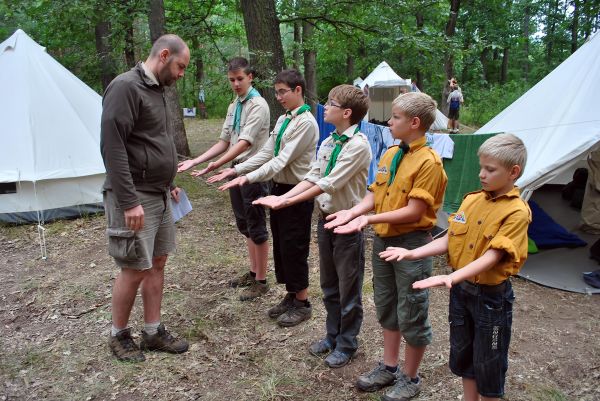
top-left (458, 280), bottom-right (508, 296)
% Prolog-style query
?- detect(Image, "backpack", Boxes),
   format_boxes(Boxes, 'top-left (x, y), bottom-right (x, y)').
top-left (449, 97), bottom-right (460, 110)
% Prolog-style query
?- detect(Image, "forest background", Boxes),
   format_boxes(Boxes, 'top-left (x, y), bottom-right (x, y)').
top-left (1, 0), bottom-right (599, 156)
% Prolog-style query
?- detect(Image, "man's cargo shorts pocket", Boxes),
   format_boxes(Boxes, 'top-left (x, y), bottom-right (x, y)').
top-left (107, 228), bottom-right (137, 261)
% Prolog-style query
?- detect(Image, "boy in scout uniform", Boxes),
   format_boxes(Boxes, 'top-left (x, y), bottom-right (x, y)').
top-left (381, 133), bottom-right (531, 401)
top-left (254, 84), bottom-right (371, 368)
top-left (327, 92), bottom-right (447, 400)
top-left (178, 57), bottom-right (270, 301)
top-left (210, 69), bottom-right (318, 327)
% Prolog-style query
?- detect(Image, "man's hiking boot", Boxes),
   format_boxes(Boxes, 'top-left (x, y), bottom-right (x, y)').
top-left (239, 281), bottom-right (269, 301)
top-left (381, 373), bottom-right (422, 401)
top-left (276, 299), bottom-right (311, 327)
top-left (267, 293), bottom-right (295, 318)
top-left (109, 328), bottom-right (145, 362)
top-left (229, 271), bottom-right (255, 288)
top-left (356, 362), bottom-right (398, 392)
top-left (140, 323), bottom-right (189, 354)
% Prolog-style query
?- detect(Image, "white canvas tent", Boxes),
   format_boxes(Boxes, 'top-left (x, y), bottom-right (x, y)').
top-left (0, 29), bottom-right (105, 224)
top-left (359, 61), bottom-right (448, 130)
top-left (474, 33), bottom-right (600, 294)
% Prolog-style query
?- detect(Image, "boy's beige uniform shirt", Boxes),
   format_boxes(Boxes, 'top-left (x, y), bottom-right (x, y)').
top-left (234, 106), bottom-right (318, 184)
top-left (369, 136), bottom-right (447, 237)
top-left (447, 187), bottom-right (531, 285)
top-left (219, 88), bottom-right (270, 163)
top-left (304, 124), bottom-right (371, 214)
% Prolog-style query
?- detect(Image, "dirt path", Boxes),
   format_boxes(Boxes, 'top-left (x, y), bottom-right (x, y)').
top-left (1, 119), bottom-right (598, 401)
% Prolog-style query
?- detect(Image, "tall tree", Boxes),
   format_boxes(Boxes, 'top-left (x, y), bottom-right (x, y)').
top-left (94, 2), bottom-right (116, 92)
top-left (240, 0), bottom-right (286, 126)
top-left (148, 0), bottom-right (191, 157)
top-left (303, 20), bottom-right (318, 112)
top-left (442, 0), bottom-right (461, 114)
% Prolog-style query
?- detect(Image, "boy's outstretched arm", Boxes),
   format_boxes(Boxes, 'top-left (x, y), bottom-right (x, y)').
top-left (178, 140), bottom-right (229, 172)
top-left (253, 180), bottom-right (319, 209)
top-left (379, 233), bottom-right (449, 262)
top-left (192, 140), bottom-right (250, 177)
top-left (413, 248), bottom-right (504, 290)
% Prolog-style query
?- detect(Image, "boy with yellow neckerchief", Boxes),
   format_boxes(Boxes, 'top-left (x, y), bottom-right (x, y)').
top-left (209, 69), bottom-right (318, 327)
top-left (326, 92), bottom-right (447, 401)
top-left (381, 133), bottom-right (531, 401)
top-left (254, 84), bottom-right (371, 368)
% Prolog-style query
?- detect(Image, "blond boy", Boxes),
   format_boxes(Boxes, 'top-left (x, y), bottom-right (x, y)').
top-left (326, 92), bottom-right (447, 400)
top-left (381, 133), bottom-right (531, 401)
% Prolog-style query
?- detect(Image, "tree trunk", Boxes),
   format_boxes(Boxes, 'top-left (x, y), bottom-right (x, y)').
top-left (293, 21), bottom-right (301, 69)
top-left (346, 54), bottom-right (354, 84)
top-left (571, 0), bottom-right (580, 53)
top-left (442, 0), bottom-right (460, 115)
top-left (192, 37), bottom-right (207, 119)
top-left (240, 0), bottom-right (286, 127)
top-left (303, 21), bottom-right (317, 113)
top-left (94, 19), bottom-right (116, 92)
top-left (522, 4), bottom-right (530, 81)
top-left (415, 10), bottom-right (424, 91)
top-left (546, 0), bottom-right (559, 65)
top-left (500, 47), bottom-right (509, 84)
top-left (148, 0), bottom-right (191, 157)
top-left (480, 47), bottom-right (490, 82)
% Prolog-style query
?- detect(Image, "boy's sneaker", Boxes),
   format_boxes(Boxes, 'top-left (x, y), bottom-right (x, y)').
top-left (267, 293), bottom-right (295, 318)
top-left (140, 323), bottom-right (189, 354)
top-left (356, 362), bottom-right (397, 392)
top-left (309, 338), bottom-right (334, 356)
top-left (239, 281), bottom-right (269, 301)
top-left (381, 373), bottom-right (421, 401)
top-left (324, 350), bottom-right (352, 368)
top-left (109, 328), bottom-right (145, 362)
top-left (229, 271), bottom-right (255, 288)
top-left (276, 299), bottom-right (311, 327)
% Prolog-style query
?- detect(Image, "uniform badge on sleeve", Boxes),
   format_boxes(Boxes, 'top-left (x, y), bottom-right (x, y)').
top-left (453, 211), bottom-right (467, 224)
top-left (377, 166), bottom-right (388, 175)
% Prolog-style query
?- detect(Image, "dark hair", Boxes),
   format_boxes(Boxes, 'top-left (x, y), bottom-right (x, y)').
top-left (328, 84), bottom-right (370, 125)
top-left (274, 69), bottom-right (306, 96)
top-left (227, 57), bottom-right (254, 76)
top-left (150, 34), bottom-right (187, 57)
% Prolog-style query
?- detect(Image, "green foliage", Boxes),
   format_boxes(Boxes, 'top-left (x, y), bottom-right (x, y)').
top-left (460, 80), bottom-right (531, 128)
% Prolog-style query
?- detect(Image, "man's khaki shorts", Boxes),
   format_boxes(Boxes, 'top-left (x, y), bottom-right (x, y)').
top-left (104, 190), bottom-right (176, 270)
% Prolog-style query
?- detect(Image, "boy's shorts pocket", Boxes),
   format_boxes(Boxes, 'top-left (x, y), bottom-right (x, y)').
top-left (107, 228), bottom-right (137, 261)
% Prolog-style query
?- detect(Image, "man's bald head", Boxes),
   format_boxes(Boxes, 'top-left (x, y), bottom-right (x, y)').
top-left (150, 34), bottom-right (188, 58)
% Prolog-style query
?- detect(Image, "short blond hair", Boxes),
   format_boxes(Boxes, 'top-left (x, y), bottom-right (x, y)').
top-left (391, 92), bottom-right (437, 131)
top-left (328, 84), bottom-right (370, 125)
top-left (478, 133), bottom-right (527, 178)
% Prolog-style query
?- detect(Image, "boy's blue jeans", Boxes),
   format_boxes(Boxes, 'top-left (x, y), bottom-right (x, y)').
top-left (449, 279), bottom-right (515, 398)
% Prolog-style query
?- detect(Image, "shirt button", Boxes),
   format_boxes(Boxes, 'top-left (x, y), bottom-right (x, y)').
top-left (386, 191), bottom-right (390, 195)
top-left (477, 220), bottom-right (482, 225)
top-left (450, 231), bottom-right (454, 236)
top-left (469, 244), bottom-right (474, 249)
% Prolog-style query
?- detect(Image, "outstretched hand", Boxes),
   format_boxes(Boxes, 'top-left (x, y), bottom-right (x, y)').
top-left (412, 275), bottom-right (453, 290)
top-left (177, 159), bottom-right (196, 173)
top-left (207, 168), bottom-right (237, 184)
top-left (323, 210), bottom-right (354, 230)
top-left (219, 176), bottom-right (249, 191)
top-left (332, 215), bottom-right (368, 234)
top-left (253, 195), bottom-right (288, 210)
top-left (191, 161), bottom-right (218, 177)
top-left (379, 246), bottom-right (413, 262)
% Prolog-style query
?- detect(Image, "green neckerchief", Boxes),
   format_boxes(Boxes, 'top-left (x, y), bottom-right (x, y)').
top-left (387, 142), bottom-right (411, 185)
top-left (324, 125), bottom-right (360, 177)
top-left (273, 104), bottom-right (311, 156)
top-left (233, 87), bottom-right (260, 134)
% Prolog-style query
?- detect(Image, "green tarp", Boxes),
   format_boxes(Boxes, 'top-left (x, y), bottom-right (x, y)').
top-left (442, 133), bottom-right (497, 213)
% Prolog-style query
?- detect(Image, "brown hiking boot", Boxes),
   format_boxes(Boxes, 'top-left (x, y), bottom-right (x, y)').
top-left (267, 293), bottom-right (295, 318)
top-left (109, 328), bottom-right (145, 362)
top-left (276, 299), bottom-right (312, 327)
top-left (229, 271), bottom-right (255, 288)
top-left (239, 281), bottom-right (269, 301)
top-left (140, 324), bottom-right (189, 354)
